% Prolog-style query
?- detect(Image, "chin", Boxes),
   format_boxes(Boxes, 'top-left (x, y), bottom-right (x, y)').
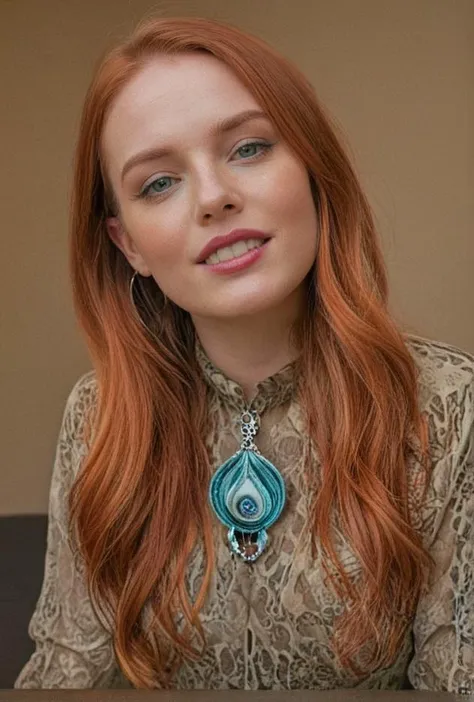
top-left (199, 289), bottom-right (295, 320)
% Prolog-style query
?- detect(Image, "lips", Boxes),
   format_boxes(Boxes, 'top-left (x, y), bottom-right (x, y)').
top-left (196, 228), bottom-right (271, 264)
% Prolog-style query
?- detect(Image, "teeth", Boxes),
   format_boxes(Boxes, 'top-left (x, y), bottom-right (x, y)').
top-left (206, 251), bottom-right (221, 265)
top-left (205, 238), bottom-right (264, 265)
top-left (231, 240), bottom-right (249, 258)
top-left (215, 245), bottom-right (235, 262)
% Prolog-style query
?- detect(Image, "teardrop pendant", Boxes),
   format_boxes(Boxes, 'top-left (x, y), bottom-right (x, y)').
top-left (209, 408), bottom-right (286, 562)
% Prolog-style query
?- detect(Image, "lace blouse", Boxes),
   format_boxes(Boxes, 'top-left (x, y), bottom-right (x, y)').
top-left (14, 334), bottom-right (474, 692)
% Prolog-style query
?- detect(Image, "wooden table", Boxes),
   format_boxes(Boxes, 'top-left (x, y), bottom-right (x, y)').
top-left (0, 690), bottom-right (470, 701)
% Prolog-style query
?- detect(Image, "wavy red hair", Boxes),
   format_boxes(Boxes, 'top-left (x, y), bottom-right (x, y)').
top-left (68, 15), bottom-right (433, 688)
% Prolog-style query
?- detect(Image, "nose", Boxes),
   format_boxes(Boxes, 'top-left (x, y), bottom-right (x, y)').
top-left (203, 201), bottom-right (237, 223)
top-left (192, 167), bottom-right (243, 223)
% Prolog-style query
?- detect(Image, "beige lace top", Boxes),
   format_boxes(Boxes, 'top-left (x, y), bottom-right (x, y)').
top-left (15, 335), bottom-right (474, 693)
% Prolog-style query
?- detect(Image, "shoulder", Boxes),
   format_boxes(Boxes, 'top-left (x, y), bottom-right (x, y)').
top-left (61, 370), bottom-right (99, 443)
top-left (47, 370), bottom-right (99, 522)
top-left (405, 335), bottom-right (474, 458)
top-left (403, 336), bottom-right (474, 548)
top-left (67, 369), bottom-right (98, 408)
top-left (404, 334), bottom-right (474, 431)
top-left (405, 333), bottom-right (474, 393)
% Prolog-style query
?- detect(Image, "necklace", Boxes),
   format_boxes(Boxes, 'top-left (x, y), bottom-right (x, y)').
top-left (208, 407), bottom-right (286, 562)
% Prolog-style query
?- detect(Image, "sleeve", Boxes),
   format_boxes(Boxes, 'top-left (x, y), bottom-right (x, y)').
top-left (14, 373), bottom-right (129, 689)
top-left (407, 372), bottom-right (474, 694)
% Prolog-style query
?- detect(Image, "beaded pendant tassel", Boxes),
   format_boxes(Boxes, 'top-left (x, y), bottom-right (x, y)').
top-left (208, 408), bottom-right (286, 562)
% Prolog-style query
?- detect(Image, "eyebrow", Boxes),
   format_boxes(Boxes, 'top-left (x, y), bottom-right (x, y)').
top-left (120, 109), bottom-right (269, 183)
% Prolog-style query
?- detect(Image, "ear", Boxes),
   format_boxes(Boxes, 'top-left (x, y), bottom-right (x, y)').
top-left (106, 216), bottom-right (151, 276)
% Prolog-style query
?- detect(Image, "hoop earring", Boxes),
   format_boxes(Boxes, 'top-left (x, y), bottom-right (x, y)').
top-left (129, 271), bottom-right (147, 330)
top-left (129, 271), bottom-right (168, 333)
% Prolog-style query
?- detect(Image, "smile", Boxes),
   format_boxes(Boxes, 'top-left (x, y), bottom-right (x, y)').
top-left (201, 238), bottom-right (270, 275)
top-left (204, 238), bottom-right (266, 265)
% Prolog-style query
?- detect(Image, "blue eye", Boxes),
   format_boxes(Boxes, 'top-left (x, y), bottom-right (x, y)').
top-left (234, 141), bottom-right (271, 160)
top-left (138, 140), bottom-right (273, 201)
top-left (143, 176), bottom-right (174, 196)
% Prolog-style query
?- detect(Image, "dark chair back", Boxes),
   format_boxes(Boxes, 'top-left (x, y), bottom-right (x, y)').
top-left (0, 515), bottom-right (47, 688)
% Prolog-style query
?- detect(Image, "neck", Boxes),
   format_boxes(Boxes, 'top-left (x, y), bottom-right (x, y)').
top-left (192, 287), bottom-right (304, 401)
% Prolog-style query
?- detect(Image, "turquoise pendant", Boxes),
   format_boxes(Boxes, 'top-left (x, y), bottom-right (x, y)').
top-left (209, 409), bottom-right (286, 562)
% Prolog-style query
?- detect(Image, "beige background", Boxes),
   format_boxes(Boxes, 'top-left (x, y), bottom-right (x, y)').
top-left (1, 0), bottom-right (473, 515)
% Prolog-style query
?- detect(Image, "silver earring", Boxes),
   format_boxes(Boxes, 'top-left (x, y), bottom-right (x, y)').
top-left (129, 270), bottom-right (139, 307)
top-left (129, 271), bottom-right (147, 330)
top-left (129, 271), bottom-right (168, 333)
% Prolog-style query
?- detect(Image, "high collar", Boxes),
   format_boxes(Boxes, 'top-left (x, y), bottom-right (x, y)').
top-left (195, 337), bottom-right (299, 414)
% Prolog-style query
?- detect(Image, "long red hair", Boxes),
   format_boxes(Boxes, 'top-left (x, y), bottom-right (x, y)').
top-left (68, 15), bottom-right (433, 688)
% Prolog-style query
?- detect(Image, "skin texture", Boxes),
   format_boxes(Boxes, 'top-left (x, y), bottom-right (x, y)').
top-left (102, 53), bottom-right (319, 396)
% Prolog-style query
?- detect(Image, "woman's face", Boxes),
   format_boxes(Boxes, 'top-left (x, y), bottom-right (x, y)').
top-left (102, 52), bottom-right (318, 321)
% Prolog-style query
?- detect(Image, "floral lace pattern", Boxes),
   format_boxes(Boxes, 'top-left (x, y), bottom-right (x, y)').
top-left (14, 335), bottom-right (474, 692)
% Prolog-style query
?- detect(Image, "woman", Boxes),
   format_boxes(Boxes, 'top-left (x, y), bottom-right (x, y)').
top-left (15, 15), bottom-right (473, 692)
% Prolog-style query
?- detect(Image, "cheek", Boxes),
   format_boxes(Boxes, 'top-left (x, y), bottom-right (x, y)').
top-left (275, 188), bottom-right (318, 262)
top-left (128, 214), bottom-right (186, 267)
top-left (270, 162), bottom-right (316, 223)
top-left (271, 165), bottom-right (319, 262)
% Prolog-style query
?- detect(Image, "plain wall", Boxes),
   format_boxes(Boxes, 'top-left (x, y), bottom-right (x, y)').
top-left (1, 0), bottom-right (473, 515)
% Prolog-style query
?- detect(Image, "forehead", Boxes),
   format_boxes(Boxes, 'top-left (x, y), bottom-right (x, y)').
top-left (101, 53), bottom-right (262, 170)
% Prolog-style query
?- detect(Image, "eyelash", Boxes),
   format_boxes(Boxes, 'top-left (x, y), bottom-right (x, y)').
top-left (136, 140), bottom-right (274, 201)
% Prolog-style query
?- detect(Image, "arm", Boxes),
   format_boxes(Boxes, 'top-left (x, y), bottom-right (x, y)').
top-left (14, 373), bottom-right (128, 689)
top-left (407, 373), bottom-right (474, 694)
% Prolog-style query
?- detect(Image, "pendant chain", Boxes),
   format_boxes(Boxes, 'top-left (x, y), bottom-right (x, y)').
top-left (239, 408), bottom-right (260, 452)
